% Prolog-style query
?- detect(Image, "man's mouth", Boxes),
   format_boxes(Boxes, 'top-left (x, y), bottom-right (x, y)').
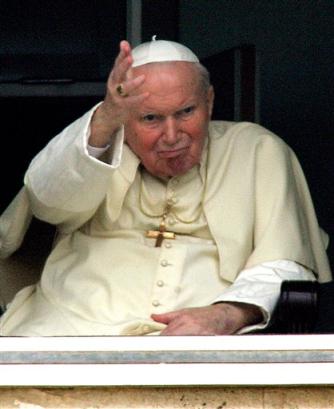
top-left (157, 147), bottom-right (189, 159)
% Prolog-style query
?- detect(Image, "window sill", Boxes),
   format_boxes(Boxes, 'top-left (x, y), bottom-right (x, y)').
top-left (0, 335), bottom-right (333, 386)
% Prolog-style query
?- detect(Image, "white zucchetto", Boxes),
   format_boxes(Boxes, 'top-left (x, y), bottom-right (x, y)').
top-left (132, 37), bottom-right (199, 67)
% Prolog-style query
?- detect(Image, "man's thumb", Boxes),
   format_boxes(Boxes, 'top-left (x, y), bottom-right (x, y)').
top-left (151, 311), bottom-right (176, 324)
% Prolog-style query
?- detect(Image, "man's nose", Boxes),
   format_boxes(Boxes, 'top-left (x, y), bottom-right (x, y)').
top-left (162, 117), bottom-right (179, 145)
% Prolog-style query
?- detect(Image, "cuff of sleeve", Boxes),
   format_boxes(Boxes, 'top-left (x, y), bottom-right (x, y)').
top-left (84, 103), bottom-right (124, 168)
top-left (212, 281), bottom-right (281, 333)
top-left (213, 297), bottom-right (270, 334)
top-left (87, 144), bottom-right (110, 158)
top-left (212, 260), bottom-right (316, 334)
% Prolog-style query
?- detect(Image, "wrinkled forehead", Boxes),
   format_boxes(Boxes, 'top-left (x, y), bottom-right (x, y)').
top-left (132, 60), bottom-right (197, 75)
top-left (132, 61), bottom-right (202, 94)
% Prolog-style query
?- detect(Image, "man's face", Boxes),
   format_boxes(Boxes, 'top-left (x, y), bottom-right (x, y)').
top-left (124, 62), bottom-right (214, 178)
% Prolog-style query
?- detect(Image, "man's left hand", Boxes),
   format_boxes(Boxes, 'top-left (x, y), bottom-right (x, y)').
top-left (151, 302), bottom-right (263, 335)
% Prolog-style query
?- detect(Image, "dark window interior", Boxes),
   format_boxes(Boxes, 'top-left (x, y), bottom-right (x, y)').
top-left (1, 96), bottom-right (102, 210)
top-left (0, 0), bottom-right (126, 211)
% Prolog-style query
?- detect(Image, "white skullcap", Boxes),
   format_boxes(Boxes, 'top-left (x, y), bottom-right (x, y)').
top-left (132, 36), bottom-right (199, 67)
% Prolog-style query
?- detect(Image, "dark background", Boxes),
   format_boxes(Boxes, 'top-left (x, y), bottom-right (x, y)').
top-left (1, 0), bottom-right (333, 267)
top-left (178, 0), bottom-right (334, 268)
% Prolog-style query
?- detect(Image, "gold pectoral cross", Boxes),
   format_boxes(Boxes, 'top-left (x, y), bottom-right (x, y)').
top-left (146, 214), bottom-right (175, 247)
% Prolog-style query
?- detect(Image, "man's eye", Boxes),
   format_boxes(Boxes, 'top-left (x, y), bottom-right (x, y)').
top-left (177, 106), bottom-right (195, 118)
top-left (142, 114), bottom-right (157, 122)
top-left (183, 106), bottom-right (195, 114)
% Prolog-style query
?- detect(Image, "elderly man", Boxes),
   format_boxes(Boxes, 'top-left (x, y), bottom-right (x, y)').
top-left (0, 39), bottom-right (331, 336)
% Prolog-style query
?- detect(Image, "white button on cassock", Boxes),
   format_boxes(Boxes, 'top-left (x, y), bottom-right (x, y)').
top-left (157, 280), bottom-right (164, 287)
top-left (152, 300), bottom-right (160, 307)
top-left (160, 259), bottom-right (168, 267)
top-left (167, 216), bottom-right (175, 225)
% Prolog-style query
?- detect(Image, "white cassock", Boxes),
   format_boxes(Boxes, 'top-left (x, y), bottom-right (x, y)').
top-left (0, 106), bottom-right (330, 336)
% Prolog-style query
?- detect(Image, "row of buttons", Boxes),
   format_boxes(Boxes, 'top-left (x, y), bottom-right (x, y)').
top-left (152, 284), bottom-right (182, 307)
top-left (152, 279), bottom-right (164, 307)
top-left (151, 210), bottom-right (177, 306)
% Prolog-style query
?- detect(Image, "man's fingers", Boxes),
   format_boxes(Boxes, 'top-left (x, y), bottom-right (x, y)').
top-left (115, 40), bottom-right (131, 66)
top-left (111, 41), bottom-right (133, 84)
top-left (152, 305), bottom-right (241, 336)
top-left (111, 55), bottom-right (132, 84)
top-left (130, 74), bottom-right (146, 90)
top-left (151, 313), bottom-right (170, 324)
top-left (125, 92), bottom-right (149, 107)
top-left (120, 40), bottom-right (131, 53)
top-left (151, 311), bottom-right (178, 324)
top-left (113, 74), bottom-right (146, 99)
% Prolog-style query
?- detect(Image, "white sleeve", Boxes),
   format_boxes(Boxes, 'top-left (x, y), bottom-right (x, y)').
top-left (23, 104), bottom-right (126, 231)
top-left (25, 104), bottom-right (124, 214)
top-left (87, 144), bottom-right (110, 158)
top-left (212, 259), bottom-right (316, 334)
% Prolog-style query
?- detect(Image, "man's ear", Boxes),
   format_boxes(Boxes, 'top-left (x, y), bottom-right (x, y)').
top-left (207, 86), bottom-right (215, 118)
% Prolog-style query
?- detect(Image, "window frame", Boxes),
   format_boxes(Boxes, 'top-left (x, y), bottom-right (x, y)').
top-left (1, 335), bottom-right (334, 386)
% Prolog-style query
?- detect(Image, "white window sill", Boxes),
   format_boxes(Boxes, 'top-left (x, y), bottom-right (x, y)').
top-left (0, 335), bottom-right (333, 386)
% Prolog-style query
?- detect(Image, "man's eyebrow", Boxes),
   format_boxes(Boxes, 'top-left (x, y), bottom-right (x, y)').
top-left (139, 108), bottom-right (160, 115)
top-left (175, 103), bottom-right (196, 114)
top-left (141, 111), bottom-right (162, 117)
top-left (138, 100), bottom-right (197, 116)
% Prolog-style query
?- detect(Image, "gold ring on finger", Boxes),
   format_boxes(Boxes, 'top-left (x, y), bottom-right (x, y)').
top-left (116, 83), bottom-right (128, 97)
